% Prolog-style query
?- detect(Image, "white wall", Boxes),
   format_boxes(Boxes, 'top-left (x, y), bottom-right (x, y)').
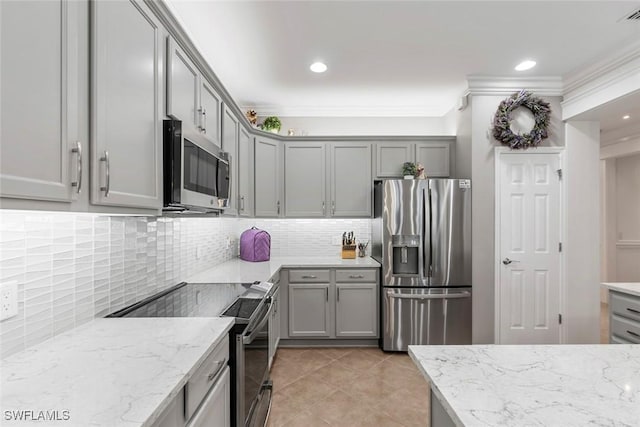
top-left (257, 116), bottom-right (454, 137)
top-left (565, 121), bottom-right (601, 344)
top-left (468, 94), bottom-right (564, 344)
top-left (614, 153), bottom-right (640, 281)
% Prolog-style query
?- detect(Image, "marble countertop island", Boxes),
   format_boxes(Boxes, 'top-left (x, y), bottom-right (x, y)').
top-left (602, 282), bottom-right (640, 297)
top-left (409, 344), bottom-right (640, 427)
top-left (1, 317), bottom-right (234, 427)
top-left (186, 256), bottom-right (380, 283)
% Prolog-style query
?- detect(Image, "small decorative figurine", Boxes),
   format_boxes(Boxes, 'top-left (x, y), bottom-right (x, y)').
top-left (245, 109), bottom-right (258, 126)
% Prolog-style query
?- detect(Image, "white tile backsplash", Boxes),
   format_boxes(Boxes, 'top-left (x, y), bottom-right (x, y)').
top-left (0, 211), bottom-right (372, 358)
top-left (239, 218), bottom-right (372, 257)
top-left (0, 211), bottom-right (238, 358)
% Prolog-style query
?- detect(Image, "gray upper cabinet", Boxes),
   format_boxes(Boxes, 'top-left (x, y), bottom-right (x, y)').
top-left (330, 143), bottom-right (372, 217)
top-left (416, 141), bottom-right (450, 177)
top-left (238, 127), bottom-right (254, 217)
top-left (199, 80), bottom-right (222, 147)
top-left (0, 0), bottom-right (80, 203)
top-left (375, 140), bottom-right (453, 178)
top-left (375, 143), bottom-right (413, 178)
top-left (166, 37), bottom-right (199, 138)
top-left (254, 137), bottom-right (282, 217)
top-left (91, 0), bottom-right (163, 210)
top-left (335, 283), bottom-right (378, 337)
top-left (167, 37), bottom-right (221, 147)
top-left (221, 105), bottom-right (238, 216)
top-left (284, 143), bottom-right (326, 217)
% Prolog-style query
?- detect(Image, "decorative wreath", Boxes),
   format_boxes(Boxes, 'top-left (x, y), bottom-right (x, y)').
top-left (492, 90), bottom-right (551, 149)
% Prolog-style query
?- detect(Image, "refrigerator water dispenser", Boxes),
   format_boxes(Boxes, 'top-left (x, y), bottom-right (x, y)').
top-left (391, 235), bottom-right (420, 275)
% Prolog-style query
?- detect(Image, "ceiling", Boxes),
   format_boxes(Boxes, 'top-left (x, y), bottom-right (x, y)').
top-left (165, 1), bottom-right (640, 117)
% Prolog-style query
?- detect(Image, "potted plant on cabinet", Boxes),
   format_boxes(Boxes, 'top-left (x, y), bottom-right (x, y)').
top-left (262, 116), bottom-right (282, 134)
top-left (402, 162), bottom-right (417, 179)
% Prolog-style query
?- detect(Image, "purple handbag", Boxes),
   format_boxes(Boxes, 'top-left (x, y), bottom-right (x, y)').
top-left (240, 227), bottom-right (271, 262)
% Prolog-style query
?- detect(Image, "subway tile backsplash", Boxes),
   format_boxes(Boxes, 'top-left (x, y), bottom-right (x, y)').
top-left (0, 212), bottom-right (371, 358)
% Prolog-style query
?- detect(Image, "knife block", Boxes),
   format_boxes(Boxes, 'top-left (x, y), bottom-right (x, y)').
top-left (341, 245), bottom-right (356, 259)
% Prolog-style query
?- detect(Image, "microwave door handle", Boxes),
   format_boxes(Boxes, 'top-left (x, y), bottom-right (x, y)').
top-left (242, 301), bottom-right (274, 345)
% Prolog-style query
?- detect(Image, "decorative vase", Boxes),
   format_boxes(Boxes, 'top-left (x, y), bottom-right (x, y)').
top-left (403, 175), bottom-right (414, 180)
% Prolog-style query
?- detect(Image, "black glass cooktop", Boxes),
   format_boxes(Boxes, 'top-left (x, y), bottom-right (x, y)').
top-left (108, 282), bottom-right (265, 319)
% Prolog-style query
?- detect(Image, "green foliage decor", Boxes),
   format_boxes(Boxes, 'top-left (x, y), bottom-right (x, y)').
top-left (263, 116), bottom-right (282, 132)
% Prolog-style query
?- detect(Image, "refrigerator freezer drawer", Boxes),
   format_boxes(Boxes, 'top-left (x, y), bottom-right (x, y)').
top-left (382, 287), bottom-right (472, 351)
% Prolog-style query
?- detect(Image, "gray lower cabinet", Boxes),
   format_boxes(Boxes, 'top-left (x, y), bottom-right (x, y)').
top-left (269, 287), bottom-right (281, 368)
top-left (286, 268), bottom-right (379, 340)
top-left (91, 0), bottom-right (163, 209)
top-left (254, 137), bottom-right (283, 217)
top-left (609, 290), bottom-right (640, 344)
top-left (0, 0), bottom-right (81, 203)
top-left (289, 283), bottom-right (332, 337)
top-left (238, 127), bottom-right (254, 217)
top-left (336, 283), bottom-right (378, 337)
top-left (222, 105), bottom-right (239, 216)
top-left (284, 143), bottom-right (326, 217)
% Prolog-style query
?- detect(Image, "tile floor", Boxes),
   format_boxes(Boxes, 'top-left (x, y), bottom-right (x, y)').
top-left (268, 306), bottom-right (610, 427)
top-left (267, 347), bottom-right (430, 427)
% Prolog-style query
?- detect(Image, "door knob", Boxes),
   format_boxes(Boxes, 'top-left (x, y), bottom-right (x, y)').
top-left (502, 258), bottom-right (519, 265)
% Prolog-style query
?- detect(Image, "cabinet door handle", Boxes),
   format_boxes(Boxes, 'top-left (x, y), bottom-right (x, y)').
top-left (240, 196), bottom-right (245, 211)
top-left (301, 275), bottom-right (317, 279)
top-left (322, 201), bottom-right (326, 215)
top-left (197, 107), bottom-right (203, 130)
top-left (326, 287), bottom-right (328, 301)
top-left (99, 150), bottom-right (110, 197)
top-left (207, 360), bottom-right (225, 382)
top-left (337, 287), bottom-right (340, 302)
top-left (277, 200), bottom-right (280, 215)
top-left (332, 200), bottom-right (336, 216)
top-left (627, 308), bottom-right (640, 315)
top-left (202, 108), bottom-right (207, 134)
top-left (71, 141), bottom-right (82, 193)
top-left (349, 275), bottom-right (364, 279)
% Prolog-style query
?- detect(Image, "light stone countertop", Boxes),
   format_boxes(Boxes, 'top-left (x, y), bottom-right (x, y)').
top-left (186, 256), bottom-right (381, 283)
top-left (409, 344), bottom-right (640, 427)
top-left (1, 317), bottom-right (234, 427)
top-left (601, 282), bottom-right (640, 297)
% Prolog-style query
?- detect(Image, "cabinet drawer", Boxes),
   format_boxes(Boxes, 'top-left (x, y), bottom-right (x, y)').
top-left (335, 269), bottom-right (377, 283)
top-left (610, 314), bottom-right (640, 344)
top-left (610, 334), bottom-right (635, 344)
top-left (185, 335), bottom-right (229, 421)
top-left (610, 291), bottom-right (640, 323)
top-left (289, 270), bottom-right (330, 283)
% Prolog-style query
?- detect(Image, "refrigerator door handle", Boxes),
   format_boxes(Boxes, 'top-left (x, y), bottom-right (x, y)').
top-left (387, 290), bottom-right (471, 300)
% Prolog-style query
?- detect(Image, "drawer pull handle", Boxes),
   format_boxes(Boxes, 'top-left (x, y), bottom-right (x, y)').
top-left (626, 308), bottom-right (640, 315)
top-left (301, 275), bottom-right (317, 279)
top-left (349, 275), bottom-right (364, 279)
top-left (627, 330), bottom-right (640, 339)
top-left (207, 360), bottom-right (225, 382)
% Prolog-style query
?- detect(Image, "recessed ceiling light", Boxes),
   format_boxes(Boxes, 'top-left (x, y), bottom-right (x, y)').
top-left (623, 115), bottom-right (630, 120)
top-left (514, 60), bottom-right (536, 71)
top-left (310, 62), bottom-right (327, 73)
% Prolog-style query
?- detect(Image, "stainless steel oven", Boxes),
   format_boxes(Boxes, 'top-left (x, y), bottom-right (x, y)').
top-left (234, 298), bottom-right (273, 427)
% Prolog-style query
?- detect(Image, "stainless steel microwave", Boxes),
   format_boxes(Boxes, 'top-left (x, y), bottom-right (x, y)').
top-left (163, 119), bottom-right (230, 212)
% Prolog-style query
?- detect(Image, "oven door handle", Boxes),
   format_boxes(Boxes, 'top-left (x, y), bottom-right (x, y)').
top-left (242, 301), bottom-right (274, 345)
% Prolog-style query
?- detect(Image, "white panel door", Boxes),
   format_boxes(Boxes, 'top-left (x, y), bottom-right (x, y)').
top-left (498, 152), bottom-right (562, 344)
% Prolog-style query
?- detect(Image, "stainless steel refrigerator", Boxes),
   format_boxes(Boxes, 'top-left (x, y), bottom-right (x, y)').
top-left (372, 179), bottom-right (472, 351)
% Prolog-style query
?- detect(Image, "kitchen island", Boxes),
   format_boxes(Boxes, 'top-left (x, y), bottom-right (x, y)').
top-left (409, 344), bottom-right (640, 427)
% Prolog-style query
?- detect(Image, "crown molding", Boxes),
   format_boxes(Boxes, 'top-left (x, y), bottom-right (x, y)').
top-left (466, 76), bottom-right (564, 96)
top-left (240, 104), bottom-right (452, 118)
top-left (561, 39), bottom-right (640, 120)
top-left (601, 121), bottom-right (640, 145)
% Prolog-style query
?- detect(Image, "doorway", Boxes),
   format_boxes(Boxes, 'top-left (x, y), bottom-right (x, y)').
top-left (495, 148), bottom-right (565, 344)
